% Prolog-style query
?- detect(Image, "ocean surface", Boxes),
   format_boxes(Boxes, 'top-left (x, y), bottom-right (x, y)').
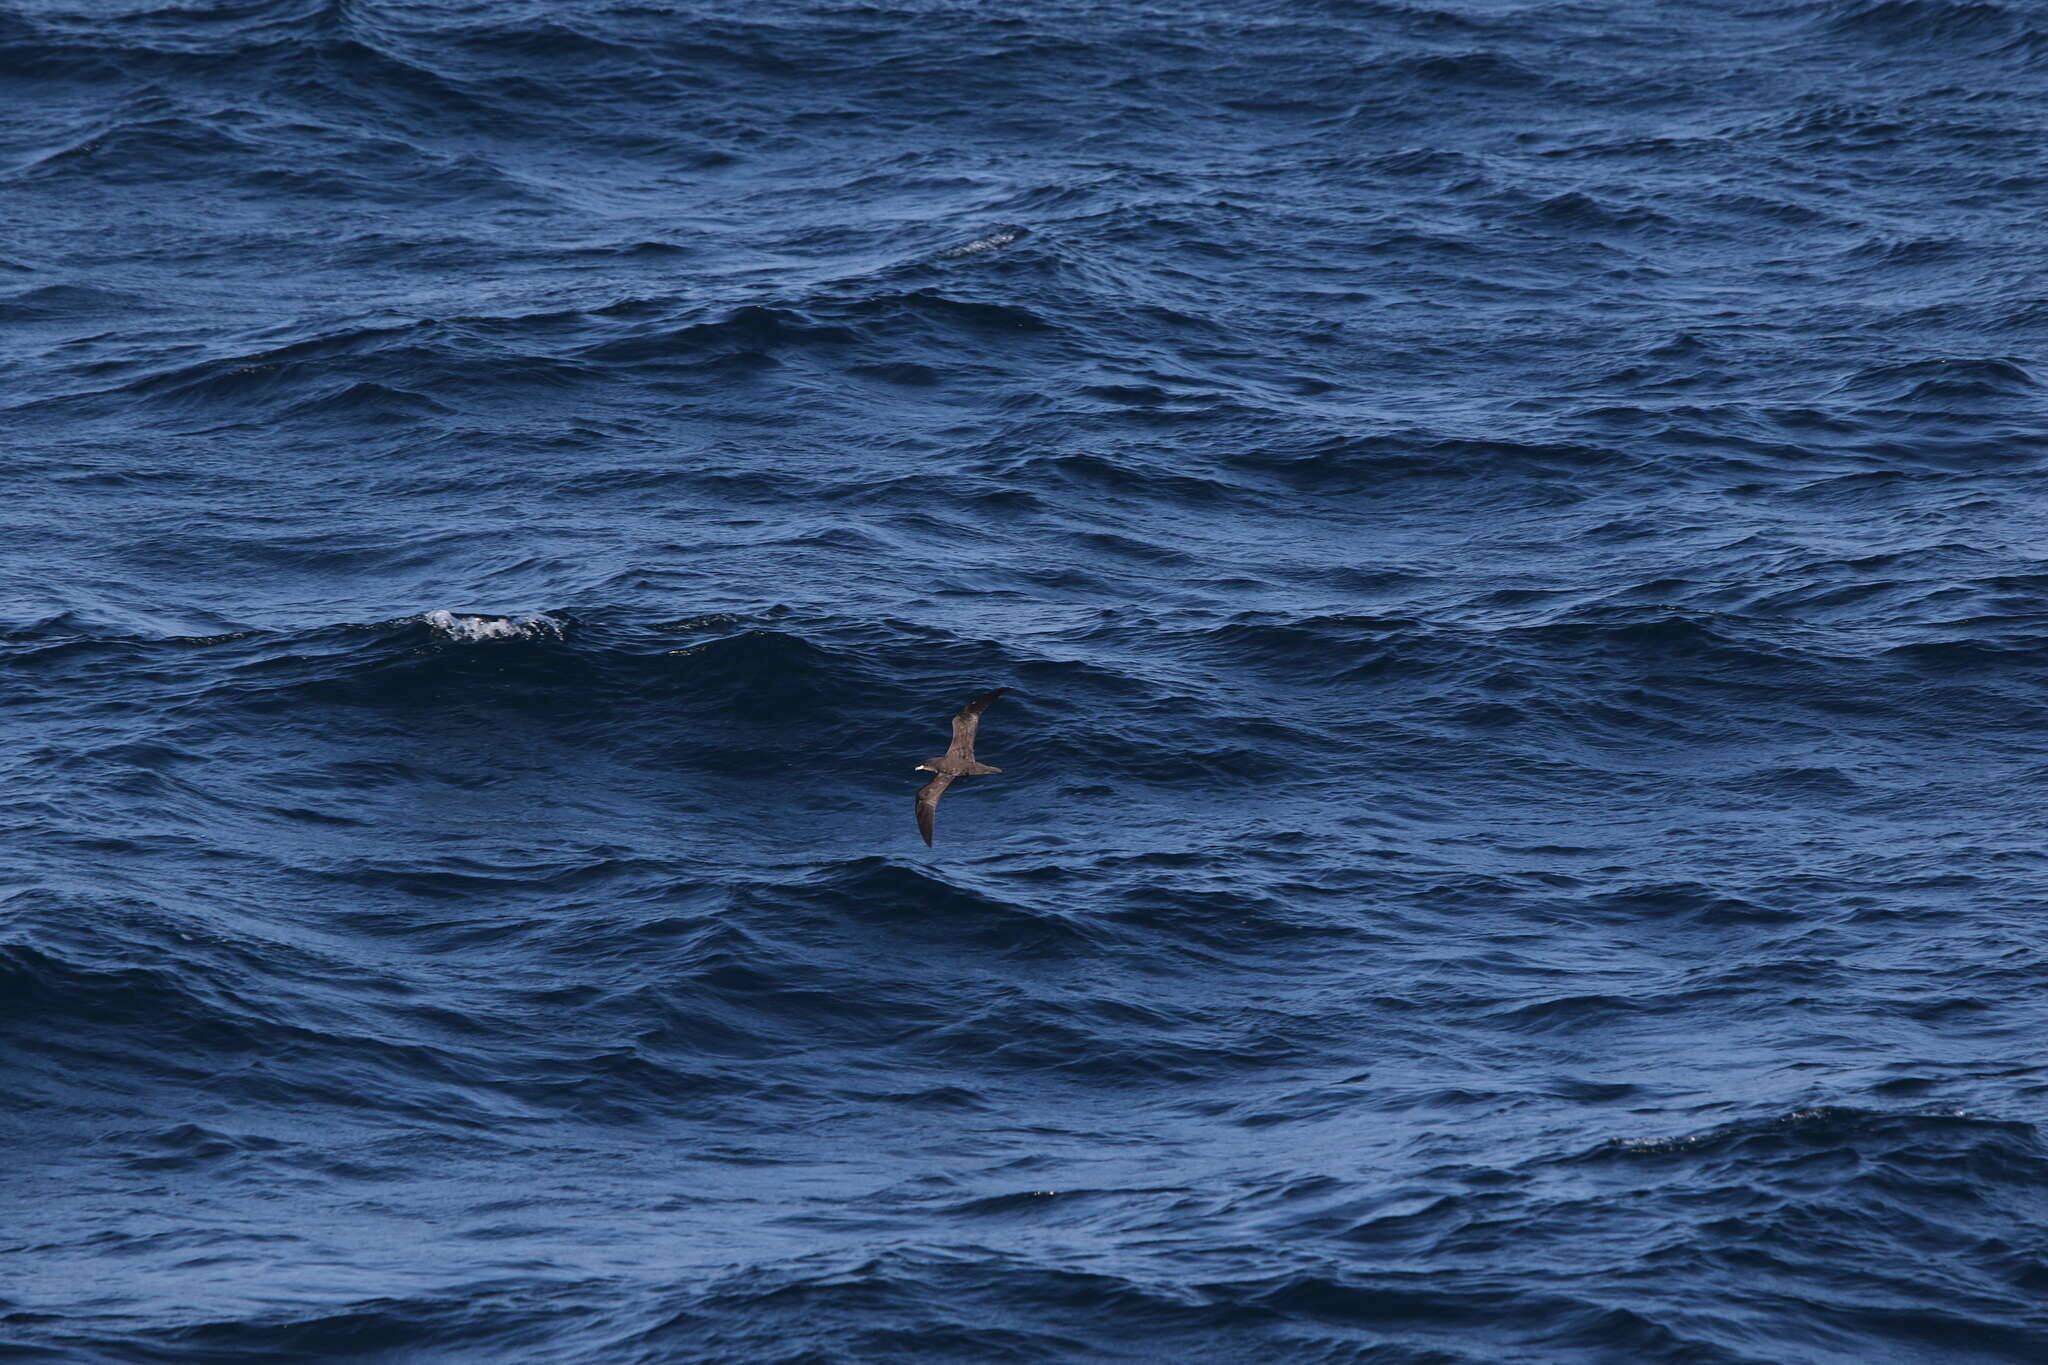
top-left (7, 0), bottom-right (2048, 1360)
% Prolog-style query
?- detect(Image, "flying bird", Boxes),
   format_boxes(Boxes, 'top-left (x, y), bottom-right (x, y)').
top-left (913, 688), bottom-right (1007, 847)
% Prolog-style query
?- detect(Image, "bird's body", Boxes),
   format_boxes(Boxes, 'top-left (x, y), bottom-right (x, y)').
top-left (914, 688), bottom-right (1007, 847)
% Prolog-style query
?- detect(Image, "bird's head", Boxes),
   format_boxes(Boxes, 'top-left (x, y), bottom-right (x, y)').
top-left (914, 759), bottom-right (939, 772)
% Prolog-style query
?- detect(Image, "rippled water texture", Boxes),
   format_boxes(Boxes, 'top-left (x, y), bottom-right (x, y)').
top-left (7, 0), bottom-right (2048, 1360)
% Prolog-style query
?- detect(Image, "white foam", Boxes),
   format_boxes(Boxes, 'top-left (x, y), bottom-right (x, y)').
top-left (421, 609), bottom-right (564, 642)
top-left (941, 227), bottom-right (1025, 258)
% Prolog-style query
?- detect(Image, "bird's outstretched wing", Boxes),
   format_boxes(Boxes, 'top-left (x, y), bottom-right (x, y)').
top-left (946, 688), bottom-right (1007, 762)
top-left (915, 772), bottom-right (955, 847)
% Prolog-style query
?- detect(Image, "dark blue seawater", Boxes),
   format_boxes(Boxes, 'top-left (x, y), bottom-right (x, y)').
top-left (7, 0), bottom-right (2048, 1359)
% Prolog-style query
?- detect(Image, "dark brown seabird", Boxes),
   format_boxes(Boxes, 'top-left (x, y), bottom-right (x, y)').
top-left (913, 688), bottom-right (1007, 847)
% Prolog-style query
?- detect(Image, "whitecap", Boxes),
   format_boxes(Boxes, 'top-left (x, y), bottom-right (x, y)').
top-left (420, 609), bottom-right (564, 641)
top-left (940, 225), bottom-right (1028, 259)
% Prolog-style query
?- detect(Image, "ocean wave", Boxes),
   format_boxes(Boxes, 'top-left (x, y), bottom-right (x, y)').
top-left (1832, 355), bottom-right (2039, 404)
top-left (12, 0), bottom-right (2048, 1356)
top-left (938, 225), bottom-right (1030, 259)
top-left (420, 610), bottom-right (565, 642)
top-left (1813, 0), bottom-right (2029, 44)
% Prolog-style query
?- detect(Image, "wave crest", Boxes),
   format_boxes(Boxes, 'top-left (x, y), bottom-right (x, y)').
top-left (420, 610), bottom-right (564, 642)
